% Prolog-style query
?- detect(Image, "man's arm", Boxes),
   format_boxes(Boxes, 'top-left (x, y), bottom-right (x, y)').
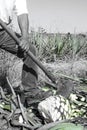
top-left (17, 13), bottom-right (30, 51)
top-left (18, 13), bottom-right (29, 38)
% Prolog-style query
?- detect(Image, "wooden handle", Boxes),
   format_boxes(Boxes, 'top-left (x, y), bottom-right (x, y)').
top-left (0, 19), bottom-right (56, 84)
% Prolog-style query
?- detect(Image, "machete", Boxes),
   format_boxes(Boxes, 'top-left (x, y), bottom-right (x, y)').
top-left (0, 19), bottom-right (57, 87)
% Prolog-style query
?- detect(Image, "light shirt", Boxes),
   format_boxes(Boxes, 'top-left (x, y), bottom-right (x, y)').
top-left (0, 0), bottom-right (28, 24)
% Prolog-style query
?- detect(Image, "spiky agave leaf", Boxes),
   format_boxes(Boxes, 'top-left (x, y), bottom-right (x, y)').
top-left (49, 123), bottom-right (85, 130)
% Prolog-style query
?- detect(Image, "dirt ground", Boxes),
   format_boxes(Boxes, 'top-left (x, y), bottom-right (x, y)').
top-left (38, 58), bottom-right (87, 98)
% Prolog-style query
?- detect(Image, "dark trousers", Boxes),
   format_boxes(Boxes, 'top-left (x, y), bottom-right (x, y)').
top-left (0, 30), bottom-right (38, 92)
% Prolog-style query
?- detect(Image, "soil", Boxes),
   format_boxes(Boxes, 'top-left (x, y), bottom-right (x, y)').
top-left (38, 58), bottom-right (87, 95)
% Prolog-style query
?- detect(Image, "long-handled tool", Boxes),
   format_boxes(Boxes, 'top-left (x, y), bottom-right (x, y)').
top-left (0, 19), bottom-right (56, 86)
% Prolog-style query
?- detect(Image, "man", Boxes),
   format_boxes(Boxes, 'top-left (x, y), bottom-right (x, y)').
top-left (0, 0), bottom-right (51, 106)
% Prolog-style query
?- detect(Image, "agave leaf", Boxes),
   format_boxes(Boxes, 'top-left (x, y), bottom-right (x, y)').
top-left (49, 123), bottom-right (85, 130)
top-left (0, 103), bottom-right (11, 111)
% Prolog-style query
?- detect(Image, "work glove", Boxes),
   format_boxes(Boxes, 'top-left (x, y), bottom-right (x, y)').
top-left (19, 37), bottom-right (30, 52)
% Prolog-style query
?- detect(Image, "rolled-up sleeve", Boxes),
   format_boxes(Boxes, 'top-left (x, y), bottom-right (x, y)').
top-left (14, 0), bottom-right (28, 15)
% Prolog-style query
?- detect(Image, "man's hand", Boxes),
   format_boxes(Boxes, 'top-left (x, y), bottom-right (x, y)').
top-left (20, 37), bottom-right (29, 52)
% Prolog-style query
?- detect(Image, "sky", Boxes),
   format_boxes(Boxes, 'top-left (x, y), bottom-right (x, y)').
top-left (27, 0), bottom-right (87, 33)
